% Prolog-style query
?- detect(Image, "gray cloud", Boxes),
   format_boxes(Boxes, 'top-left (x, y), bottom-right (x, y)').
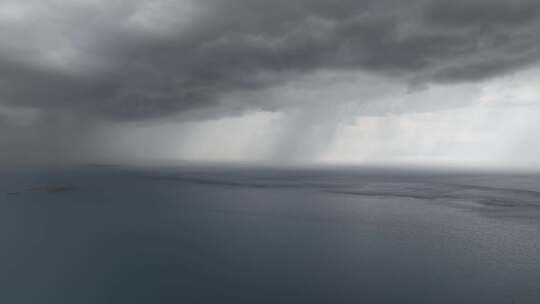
top-left (425, 0), bottom-right (540, 28)
top-left (1, 0), bottom-right (540, 122)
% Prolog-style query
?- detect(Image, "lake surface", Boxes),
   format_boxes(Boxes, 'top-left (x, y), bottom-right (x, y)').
top-left (1, 165), bottom-right (539, 303)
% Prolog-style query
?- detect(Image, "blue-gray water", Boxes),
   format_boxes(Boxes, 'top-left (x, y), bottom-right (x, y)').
top-left (1, 165), bottom-right (539, 303)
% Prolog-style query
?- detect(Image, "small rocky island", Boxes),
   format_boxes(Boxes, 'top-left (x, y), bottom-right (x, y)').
top-left (6, 185), bottom-right (75, 196)
top-left (29, 185), bottom-right (75, 193)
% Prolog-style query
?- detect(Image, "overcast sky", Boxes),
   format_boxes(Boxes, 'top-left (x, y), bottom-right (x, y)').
top-left (1, 0), bottom-right (540, 168)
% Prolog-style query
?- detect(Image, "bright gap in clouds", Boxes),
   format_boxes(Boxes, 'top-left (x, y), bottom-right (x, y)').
top-left (327, 67), bottom-right (540, 168)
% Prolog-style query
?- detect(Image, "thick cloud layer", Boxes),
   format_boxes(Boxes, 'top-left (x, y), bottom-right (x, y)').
top-left (1, 0), bottom-right (540, 121)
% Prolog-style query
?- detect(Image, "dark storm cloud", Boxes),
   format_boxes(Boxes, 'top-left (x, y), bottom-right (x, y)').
top-left (425, 0), bottom-right (540, 28)
top-left (1, 0), bottom-right (540, 121)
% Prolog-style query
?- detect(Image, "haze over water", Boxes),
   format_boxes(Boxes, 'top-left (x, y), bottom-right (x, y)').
top-left (2, 165), bottom-right (539, 303)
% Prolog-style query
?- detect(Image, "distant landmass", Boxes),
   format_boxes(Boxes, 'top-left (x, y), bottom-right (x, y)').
top-left (6, 185), bottom-right (74, 196)
top-left (29, 185), bottom-right (75, 193)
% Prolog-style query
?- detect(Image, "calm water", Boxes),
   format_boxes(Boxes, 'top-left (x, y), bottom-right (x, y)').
top-left (1, 165), bottom-right (539, 303)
